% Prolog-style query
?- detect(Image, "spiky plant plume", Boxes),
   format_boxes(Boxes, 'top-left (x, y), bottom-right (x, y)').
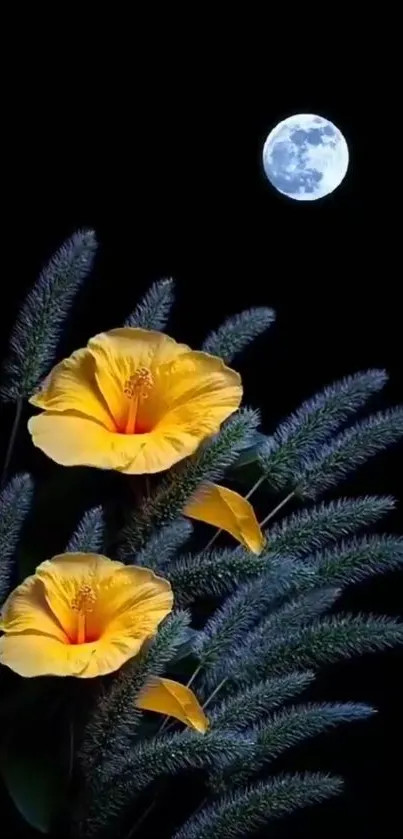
top-left (0, 232), bottom-right (401, 839)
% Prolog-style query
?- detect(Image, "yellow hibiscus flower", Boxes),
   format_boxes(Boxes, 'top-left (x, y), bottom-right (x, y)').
top-left (0, 552), bottom-right (208, 732)
top-left (28, 328), bottom-right (242, 474)
top-left (184, 483), bottom-right (265, 554)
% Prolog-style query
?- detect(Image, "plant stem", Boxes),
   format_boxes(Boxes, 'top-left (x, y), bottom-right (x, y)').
top-left (245, 473), bottom-right (266, 500)
top-left (125, 798), bottom-right (156, 839)
top-left (186, 662), bottom-right (203, 689)
top-left (1, 398), bottom-right (23, 489)
top-left (190, 795), bottom-right (207, 820)
top-left (259, 490), bottom-right (295, 528)
top-left (202, 677), bottom-right (227, 710)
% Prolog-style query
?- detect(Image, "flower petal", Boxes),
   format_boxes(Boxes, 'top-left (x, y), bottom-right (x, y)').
top-left (0, 633), bottom-right (141, 678)
top-left (0, 554), bottom-right (174, 679)
top-left (28, 413), bottom-right (135, 470)
top-left (185, 483), bottom-right (266, 554)
top-left (0, 574), bottom-right (68, 642)
top-left (35, 553), bottom-right (173, 642)
top-left (136, 676), bottom-right (209, 732)
top-left (95, 565), bottom-right (173, 638)
top-left (156, 350), bottom-right (242, 438)
top-left (73, 636), bottom-right (146, 678)
top-left (87, 328), bottom-right (190, 430)
top-left (28, 412), bottom-right (199, 474)
top-left (27, 328), bottom-right (242, 473)
top-left (0, 633), bottom-right (80, 677)
top-left (34, 553), bottom-right (127, 641)
top-left (117, 427), bottom-right (208, 474)
top-left (29, 348), bottom-right (114, 429)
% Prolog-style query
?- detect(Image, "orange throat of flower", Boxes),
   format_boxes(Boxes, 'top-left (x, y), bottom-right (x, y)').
top-left (70, 584), bottom-right (97, 644)
top-left (121, 367), bottom-right (154, 434)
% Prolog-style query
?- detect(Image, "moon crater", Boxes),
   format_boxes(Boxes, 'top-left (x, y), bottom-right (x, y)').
top-left (263, 114), bottom-right (349, 201)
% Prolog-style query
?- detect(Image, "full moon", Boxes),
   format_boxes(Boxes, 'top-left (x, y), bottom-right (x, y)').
top-left (262, 113), bottom-right (349, 201)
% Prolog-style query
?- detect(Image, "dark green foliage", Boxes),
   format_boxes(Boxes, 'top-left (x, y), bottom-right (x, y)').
top-left (0, 691), bottom-right (72, 835)
top-left (125, 277), bottom-right (174, 331)
top-left (212, 702), bottom-right (375, 791)
top-left (210, 671), bottom-right (316, 731)
top-left (174, 772), bottom-right (344, 839)
top-left (118, 408), bottom-right (260, 553)
top-left (1, 230), bottom-right (97, 402)
top-left (0, 473), bottom-right (34, 603)
top-left (258, 370), bottom-right (388, 490)
top-left (78, 730), bottom-right (254, 839)
top-left (66, 506), bottom-right (105, 553)
top-left (121, 518), bottom-right (193, 567)
top-left (268, 495), bottom-right (396, 558)
top-left (202, 307), bottom-right (275, 363)
top-left (227, 614), bottom-right (403, 687)
top-left (294, 409), bottom-right (403, 498)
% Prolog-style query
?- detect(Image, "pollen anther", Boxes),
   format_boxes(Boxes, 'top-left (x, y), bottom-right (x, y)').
top-left (124, 367), bottom-right (154, 400)
top-left (71, 584), bottom-right (96, 614)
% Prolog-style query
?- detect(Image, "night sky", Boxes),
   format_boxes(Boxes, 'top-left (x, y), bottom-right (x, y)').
top-left (1, 41), bottom-right (401, 839)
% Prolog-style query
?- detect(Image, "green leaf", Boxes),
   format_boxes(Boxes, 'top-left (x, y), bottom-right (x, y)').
top-left (0, 692), bottom-right (72, 834)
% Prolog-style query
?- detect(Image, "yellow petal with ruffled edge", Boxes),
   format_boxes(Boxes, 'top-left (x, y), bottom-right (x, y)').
top-left (28, 327), bottom-right (243, 475)
top-left (135, 676), bottom-right (209, 733)
top-left (0, 553), bottom-right (173, 679)
top-left (185, 483), bottom-right (265, 554)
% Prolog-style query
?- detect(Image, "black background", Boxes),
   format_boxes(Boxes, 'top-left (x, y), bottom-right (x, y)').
top-left (1, 39), bottom-right (402, 839)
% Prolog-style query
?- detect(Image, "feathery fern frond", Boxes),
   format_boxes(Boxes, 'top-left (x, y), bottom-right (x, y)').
top-left (228, 614), bottom-right (403, 687)
top-left (205, 589), bottom-right (341, 695)
top-left (167, 546), bottom-right (268, 605)
top-left (124, 277), bottom-right (174, 330)
top-left (79, 730), bottom-right (254, 839)
top-left (294, 408), bottom-right (403, 498)
top-left (1, 230), bottom-right (97, 402)
top-left (66, 506), bottom-right (105, 553)
top-left (119, 408), bottom-right (260, 552)
top-left (258, 370), bottom-right (388, 490)
top-left (107, 729), bottom-right (253, 796)
top-left (210, 671), bottom-right (315, 731)
top-left (121, 518), bottom-right (193, 567)
top-left (202, 307), bottom-right (276, 363)
top-left (245, 588), bottom-right (342, 648)
top-left (310, 535), bottom-right (403, 587)
top-left (194, 560), bottom-right (314, 671)
top-left (174, 772), bottom-right (344, 839)
top-left (213, 702), bottom-right (375, 791)
top-left (0, 473), bottom-right (34, 603)
top-left (268, 495), bottom-right (396, 558)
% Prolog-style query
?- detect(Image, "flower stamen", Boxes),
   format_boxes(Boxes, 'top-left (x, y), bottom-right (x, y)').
top-left (71, 584), bottom-right (96, 644)
top-left (124, 367), bottom-right (154, 434)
